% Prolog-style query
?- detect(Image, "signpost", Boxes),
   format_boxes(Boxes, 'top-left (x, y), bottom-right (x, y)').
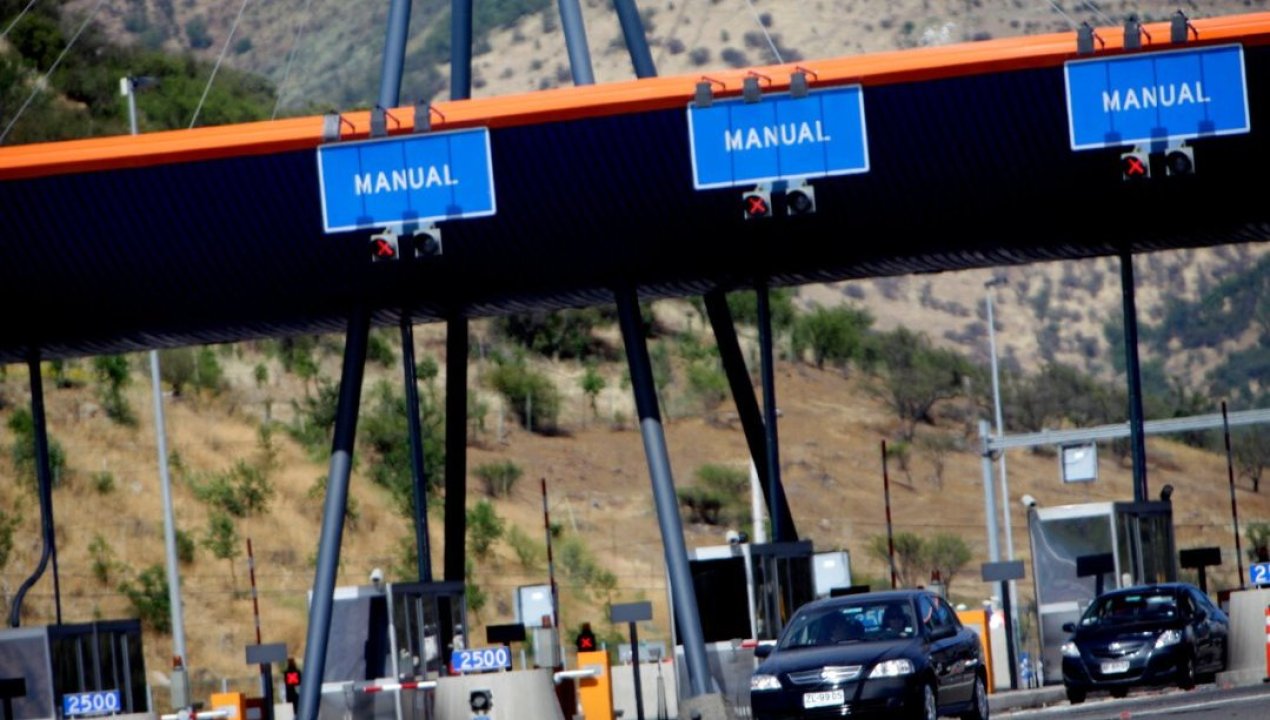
top-left (982, 561), bottom-right (1025, 691)
top-left (317, 128), bottom-right (496, 232)
top-left (61, 690), bottom-right (120, 718)
top-left (450, 646), bottom-right (512, 674)
top-left (611, 601), bottom-right (653, 720)
top-left (687, 85), bottom-right (869, 189)
top-left (1064, 43), bottom-right (1249, 150)
top-left (1249, 561), bottom-right (1270, 587)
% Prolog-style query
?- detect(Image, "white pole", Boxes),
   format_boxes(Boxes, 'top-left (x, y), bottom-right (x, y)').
top-left (986, 277), bottom-right (1021, 687)
top-left (750, 460), bottom-right (767, 544)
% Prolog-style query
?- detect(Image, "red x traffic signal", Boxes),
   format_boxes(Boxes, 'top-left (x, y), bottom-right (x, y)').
top-left (742, 189), bottom-right (772, 219)
top-left (1120, 151), bottom-right (1150, 181)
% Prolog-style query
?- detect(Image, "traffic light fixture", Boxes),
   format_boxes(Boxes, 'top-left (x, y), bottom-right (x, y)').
top-left (1165, 146), bottom-right (1194, 177)
top-left (1120, 150), bottom-right (1150, 181)
top-left (411, 224), bottom-right (443, 258)
top-left (369, 228), bottom-right (400, 262)
top-left (786, 180), bottom-right (816, 216)
top-left (742, 186), bottom-right (772, 220)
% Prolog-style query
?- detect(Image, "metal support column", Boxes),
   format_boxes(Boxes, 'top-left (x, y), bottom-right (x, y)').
top-left (451, 0), bottom-right (474, 100)
top-left (614, 285), bottom-right (709, 697)
top-left (401, 316), bottom-right (433, 582)
top-left (443, 318), bottom-right (468, 585)
top-left (756, 281), bottom-right (790, 541)
top-left (1118, 248), bottom-right (1148, 503)
top-left (558, 0), bottom-right (595, 85)
top-left (376, 0), bottom-right (412, 109)
top-left (297, 309), bottom-right (370, 720)
top-left (979, 421), bottom-right (1002, 564)
top-left (702, 289), bottom-right (796, 539)
top-left (8, 353), bottom-right (61, 626)
top-left (612, 0), bottom-right (656, 78)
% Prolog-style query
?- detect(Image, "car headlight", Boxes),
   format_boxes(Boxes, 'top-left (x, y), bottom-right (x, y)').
top-left (1061, 641), bottom-right (1080, 658)
top-left (750, 674), bottom-right (782, 691)
top-left (868, 659), bottom-right (914, 678)
top-left (1154, 630), bottom-right (1182, 649)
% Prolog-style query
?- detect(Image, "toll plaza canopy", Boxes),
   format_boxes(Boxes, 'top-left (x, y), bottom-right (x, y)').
top-left (1, 13), bottom-right (1268, 363)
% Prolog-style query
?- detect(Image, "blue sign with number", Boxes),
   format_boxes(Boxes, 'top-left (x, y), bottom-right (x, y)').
top-left (63, 690), bottom-right (120, 717)
top-left (317, 128), bottom-right (496, 233)
top-left (688, 85), bottom-right (869, 189)
top-left (1064, 43), bottom-right (1249, 150)
top-left (450, 646), bottom-right (512, 674)
top-left (1250, 562), bottom-right (1270, 587)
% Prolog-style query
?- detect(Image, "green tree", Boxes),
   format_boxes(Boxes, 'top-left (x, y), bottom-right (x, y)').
top-left (866, 533), bottom-right (926, 588)
top-left (494, 308), bottom-right (606, 360)
top-left (175, 528), bottom-right (196, 564)
top-left (791, 304), bottom-right (874, 371)
top-left (925, 533), bottom-right (972, 593)
top-left (487, 356), bottom-right (560, 434)
top-left (474, 460), bottom-right (522, 498)
top-left (467, 500), bottom-right (504, 560)
top-left (580, 364), bottom-right (605, 418)
top-left (159, 347), bottom-right (197, 396)
top-left (1247, 522), bottom-right (1270, 562)
top-left (202, 511), bottom-right (241, 583)
top-left (505, 524), bottom-right (542, 569)
top-left (8, 407), bottom-right (67, 488)
top-left (89, 533), bottom-right (119, 585)
top-left (0, 504), bottom-right (20, 576)
top-left (871, 328), bottom-right (972, 441)
top-left (1234, 426), bottom-right (1269, 492)
top-left (360, 379), bottom-right (445, 518)
top-left (676, 463), bottom-right (748, 526)
top-left (118, 564), bottom-right (171, 633)
top-left (92, 355), bottom-right (136, 426)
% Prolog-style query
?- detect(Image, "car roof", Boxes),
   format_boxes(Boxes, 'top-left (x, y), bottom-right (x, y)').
top-left (1097, 583), bottom-right (1195, 598)
top-left (799, 589), bottom-right (933, 612)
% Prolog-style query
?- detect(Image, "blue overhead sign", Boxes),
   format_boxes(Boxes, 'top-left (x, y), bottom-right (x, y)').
top-left (317, 127), bottom-right (496, 233)
top-left (688, 85), bottom-right (869, 189)
top-left (1064, 43), bottom-right (1249, 151)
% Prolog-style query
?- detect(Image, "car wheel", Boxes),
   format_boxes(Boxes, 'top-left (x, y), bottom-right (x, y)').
top-left (1066, 687), bottom-right (1086, 705)
top-left (1178, 653), bottom-right (1196, 690)
top-left (960, 674), bottom-right (988, 720)
top-left (913, 683), bottom-right (937, 720)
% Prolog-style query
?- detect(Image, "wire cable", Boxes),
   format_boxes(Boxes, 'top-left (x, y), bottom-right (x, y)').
top-left (188, 0), bottom-right (252, 129)
top-left (0, 0), bottom-right (40, 43)
top-left (1080, 1), bottom-right (1115, 27)
top-left (271, 0), bottom-right (317, 120)
top-left (0, 0), bottom-right (107, 144)
top-left (741, 0), bottom-right (783, 65)
top-left (1044, 0), bottom-right (1081, 30)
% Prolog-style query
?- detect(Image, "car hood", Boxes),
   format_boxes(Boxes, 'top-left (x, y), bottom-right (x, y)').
top-left (756, 641), bottom-right (918, 675)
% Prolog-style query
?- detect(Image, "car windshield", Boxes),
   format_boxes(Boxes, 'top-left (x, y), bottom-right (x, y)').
top-left (1080, 589), bottom-right (1178, 626)
top-left (778, 600), bottom-right (917, 649)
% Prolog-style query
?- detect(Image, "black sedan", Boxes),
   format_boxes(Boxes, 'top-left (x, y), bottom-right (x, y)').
top-left (749, 589), bottom-right (988, 720)
top-left (1060, 582), bottom-right (1229, 704)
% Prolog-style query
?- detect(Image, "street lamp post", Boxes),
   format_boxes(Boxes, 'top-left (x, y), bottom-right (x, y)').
top-left (122, 74), bottom-right (192, 713)
top-left (985, 276), bottom-right (1021, 686)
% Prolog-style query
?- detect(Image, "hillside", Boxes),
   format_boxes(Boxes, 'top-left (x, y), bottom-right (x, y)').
top-left (1, 294), bottom-right (1268, 704)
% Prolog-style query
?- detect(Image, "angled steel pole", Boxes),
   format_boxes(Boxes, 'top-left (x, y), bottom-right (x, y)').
top-left (755, 281), bottom-right (789, 541)
top-left (451, 0), bottom-right (474, 100)
top-left (1119, 249), bottom-right (1149, 503)
top-left (401, 317), bottom-right (433, 582)
top-left (443, 319), bottom-right (469, 584)
top-left (558, 0), bottom-right (595, 84)
top-left (8, 353), bottom-right (61, 627)
top-left (612, 0), bottom-right (656, 77)
top-left (702, 289), bottom-right (796, 538)
top-left (614, 285), bottom-right (709, 696)
top-left (377, 0), bottom-right (412, 109)
top-left (297, 309), bottom-right (370, 720)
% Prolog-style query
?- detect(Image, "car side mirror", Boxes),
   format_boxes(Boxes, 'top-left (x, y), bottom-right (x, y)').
top-left (1193, 609), bottom-right (1207, 621)
top-left (930, 625), bottom-right (955, 641)
top-left (1061, 622), bottom-right (1075, 633)
top-left (754, 643), bottom-right (773, 658)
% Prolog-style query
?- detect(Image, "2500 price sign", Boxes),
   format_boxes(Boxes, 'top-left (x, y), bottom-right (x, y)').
top-left (63, 690), bottom-right (121, 717)
top-left (450, 646), bottom-right (511, 674)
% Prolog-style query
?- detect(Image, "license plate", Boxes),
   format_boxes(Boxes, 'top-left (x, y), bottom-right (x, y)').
top-left (803, 690), bottom-right (845, 709)
top-left (1101, 660), bottom-right (1130, 674)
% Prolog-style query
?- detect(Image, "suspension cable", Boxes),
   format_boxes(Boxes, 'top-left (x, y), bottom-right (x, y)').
top-left (0, 0), bottom-right (40, 43)
top-left (188, 0), bottom-right (252, 129)
top-left (0, 0), bottom-right (107, 144)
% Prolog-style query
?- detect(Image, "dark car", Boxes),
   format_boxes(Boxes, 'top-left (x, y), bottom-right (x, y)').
top-left (1060, 582), bottom-right (1228, 704)
top-left (749, 589), bottom-right (988, 720)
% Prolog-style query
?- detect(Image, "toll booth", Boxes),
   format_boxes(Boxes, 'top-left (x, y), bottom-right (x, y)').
top-left (1026, 501), bottom-right (1176, 684)
top-left (687, 541), bottom-right (815, 643)
top-left (0, 619), bottom-right (149, 720)
top-left (314, 581), bottom-right (466, 720)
